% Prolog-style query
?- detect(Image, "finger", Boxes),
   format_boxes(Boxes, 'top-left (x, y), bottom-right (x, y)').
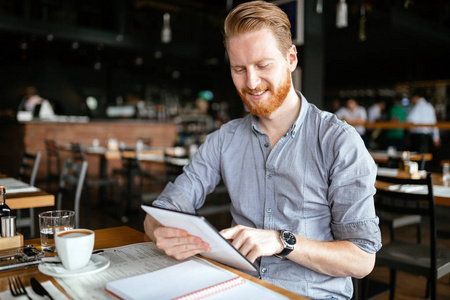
top-left (219, 225), bottom-right (242, 239)
top-left (167, 241), bottom-right (210, 256)
top-left (154, 226), bottom-right (189, 238)
top-left (156, 235), bottom-right (203, 249)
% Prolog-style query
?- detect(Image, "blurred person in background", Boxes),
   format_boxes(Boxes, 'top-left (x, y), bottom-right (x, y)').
top-left (407, 91), bottom-right (440, 153)
top-left (17, 86), bottom-right (44, 115)
top-left (386, 96), bottom-right (407, 151)
top-left (367, 99), bottom-right (386, 149)
top-left (336, 98), bottom-right (369, 147)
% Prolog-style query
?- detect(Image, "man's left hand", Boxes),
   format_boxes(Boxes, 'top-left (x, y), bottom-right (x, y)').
top-left (219, 225), bottom-right (283, 262)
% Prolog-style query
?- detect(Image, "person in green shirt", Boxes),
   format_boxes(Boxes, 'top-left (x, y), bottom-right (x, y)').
top-left (386, 96), bottom-right (406, 150)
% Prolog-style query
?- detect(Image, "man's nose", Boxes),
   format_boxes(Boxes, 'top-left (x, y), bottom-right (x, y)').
top-left (246, 70), bottom-right (261, 90)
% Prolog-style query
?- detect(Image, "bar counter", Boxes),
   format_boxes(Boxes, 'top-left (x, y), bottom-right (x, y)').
top-left (0, 120), bottom-right (178, 179)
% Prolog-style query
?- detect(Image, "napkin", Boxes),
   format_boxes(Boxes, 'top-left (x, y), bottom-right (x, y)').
top-left (0, 280), bottom-right (69, 300)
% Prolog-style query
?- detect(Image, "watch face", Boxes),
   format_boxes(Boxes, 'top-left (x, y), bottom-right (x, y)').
top-left (282, 231), bottom-right (296, 246)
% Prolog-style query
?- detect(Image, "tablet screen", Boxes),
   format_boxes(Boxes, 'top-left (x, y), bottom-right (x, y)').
top-left (141, 205), bottom-right (256, 272)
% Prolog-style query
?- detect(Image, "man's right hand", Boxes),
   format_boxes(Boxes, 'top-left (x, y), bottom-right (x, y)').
top-left (144, 214), bottom-right (210, 260)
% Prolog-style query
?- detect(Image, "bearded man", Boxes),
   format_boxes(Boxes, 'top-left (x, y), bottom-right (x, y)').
top-left (144, 1), bottom-right (381, 299)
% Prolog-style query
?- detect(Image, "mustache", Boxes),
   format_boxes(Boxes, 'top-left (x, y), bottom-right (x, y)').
top-left (242, 86), bottom-right (270, 94)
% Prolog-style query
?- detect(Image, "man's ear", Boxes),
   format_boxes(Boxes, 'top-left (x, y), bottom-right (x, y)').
top-left (288, 45), bottom-right (298, 72)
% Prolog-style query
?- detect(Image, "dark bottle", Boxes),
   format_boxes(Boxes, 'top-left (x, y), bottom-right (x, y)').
top-left (0, 186), bottom-right (11, 233)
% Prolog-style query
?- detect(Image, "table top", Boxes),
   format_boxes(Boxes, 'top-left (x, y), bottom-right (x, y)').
top-left (0, 226), bottom-right (306, 300)
top-left (0, 178), bottom-right (54, 210)
top-left (370, 150), bottom-right (433, 164)
top-left (376, 168), bottom-right (450, 206)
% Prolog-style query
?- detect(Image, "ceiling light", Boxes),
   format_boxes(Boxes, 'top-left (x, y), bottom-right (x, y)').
top-left (336, 0), bottom-right (348, 28)
top-left (161, 13), bottom-right (172, 43)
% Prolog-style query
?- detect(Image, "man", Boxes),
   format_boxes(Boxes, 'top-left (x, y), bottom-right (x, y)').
top-left (407, 91), bottom-right (441, 153)
top-left (335, 98), bottom-right (368, 147)
top-left (144, 1), bottom-right (381, 299)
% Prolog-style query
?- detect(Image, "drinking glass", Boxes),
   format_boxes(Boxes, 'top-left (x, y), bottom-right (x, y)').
top-left (38, 210), bottom-right (75, 252)
top-left (443, 163), bottom-right (450, 182)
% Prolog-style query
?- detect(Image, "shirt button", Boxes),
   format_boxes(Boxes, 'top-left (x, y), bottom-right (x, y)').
top-left (267, 174), bottom-right (272, 179)
top-left (292, 131), bottom-right (296, 135)
top-left (264, 142), bottom-right (269, 148)
top-left (261, 268), bottom-right (267, 273)
top-left (266, 208), bottom-right (272, 213)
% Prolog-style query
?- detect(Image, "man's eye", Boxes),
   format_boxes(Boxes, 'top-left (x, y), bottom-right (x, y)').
top-left (233, 68), bottom-right (244, 74)
top-left (258, 64), bottom-right (269, 69)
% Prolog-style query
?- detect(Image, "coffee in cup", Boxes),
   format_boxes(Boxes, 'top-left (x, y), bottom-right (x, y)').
top-left (55, 229), bottom-right (95, 270)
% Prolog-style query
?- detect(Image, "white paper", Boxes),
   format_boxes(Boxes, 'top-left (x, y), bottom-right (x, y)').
top-left (0, 177), bottom-right (40, 194)
top-left (54, 242), bottom-right (182, 300)
top-left (54, 242), bottom-right (288, 300)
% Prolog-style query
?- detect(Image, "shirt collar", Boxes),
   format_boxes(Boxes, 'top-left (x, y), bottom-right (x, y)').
top-left (251, 90), bottom-right (309, 138)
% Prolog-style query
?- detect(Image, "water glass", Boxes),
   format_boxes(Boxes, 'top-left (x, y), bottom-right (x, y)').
top-left (443, 163), bottom-right (450, 182)
top-left (38, 210), bottom-right (75, 252)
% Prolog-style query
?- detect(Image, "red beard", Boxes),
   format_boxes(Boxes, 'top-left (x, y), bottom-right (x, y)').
top-left (238, 69), bottom-right (291, 116)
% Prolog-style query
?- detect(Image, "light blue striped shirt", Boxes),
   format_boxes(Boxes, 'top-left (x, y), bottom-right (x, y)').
top-left (153, 93), bottom-right (381, 299)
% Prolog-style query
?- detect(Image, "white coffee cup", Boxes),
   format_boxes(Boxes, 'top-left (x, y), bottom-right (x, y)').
top-left (55, 229), bottom-right (95, 270)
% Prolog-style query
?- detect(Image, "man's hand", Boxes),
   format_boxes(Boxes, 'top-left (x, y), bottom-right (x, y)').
top-left (220, 225), bottom-right (283, 263)
top-left (144, 214), bottom-right (210, 260)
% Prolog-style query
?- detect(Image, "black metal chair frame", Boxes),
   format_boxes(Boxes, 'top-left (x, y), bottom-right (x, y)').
top-left (16, 151), bottom-right (42, 237)
top-left (373, 173), bottom-right (450, 300)
top-left (70, 143), bottom-right (119, 225)
top-left (56, 159), bottom-right (88, 228)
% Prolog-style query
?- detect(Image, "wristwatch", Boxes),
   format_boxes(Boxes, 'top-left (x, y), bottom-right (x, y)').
top-left (275, 230), bottom-right (296, 258)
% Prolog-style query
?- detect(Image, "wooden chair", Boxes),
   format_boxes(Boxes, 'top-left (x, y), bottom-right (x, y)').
top-left (44, 139), bottom-right (61, 192)
top-left (56, 159), bottom-right (88, 228)
top-left (16, 151), bottom-right (42, 237)
top-left (373, 173), bottom-right (450, 300)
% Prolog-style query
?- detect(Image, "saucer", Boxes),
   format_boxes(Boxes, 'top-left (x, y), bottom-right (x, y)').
top-left (38, 254), bottom-right (110, 278)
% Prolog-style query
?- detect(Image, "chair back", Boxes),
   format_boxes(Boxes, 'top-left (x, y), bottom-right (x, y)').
top-left (57, 159), bottom-right (88, 228)
top-left (375, 173), bottom-right (436, 274)
top-left (45, 139), bottom-right (61, 178)
top-left (120, 149), bottom-right (141, 175)
top-left (70, 143), bottom-right (87, 162)
top-left (18, 151), bottom-right (42, 186)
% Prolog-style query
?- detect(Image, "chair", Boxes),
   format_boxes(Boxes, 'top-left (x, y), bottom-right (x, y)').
top-left (70, 143), bottom-right (119, 225)
top-left (56, 159), bottom-right (88, 228)
top-left (377, 167), bottom-right (423, 244)
top-left (16, 151), bottom-right (42, 237)
top-left (373, 173), bottom-right (450, 300)
top-left (44, 139), bottom-right (61, 192)
top-left (118, 149), bottom-right (159, 224)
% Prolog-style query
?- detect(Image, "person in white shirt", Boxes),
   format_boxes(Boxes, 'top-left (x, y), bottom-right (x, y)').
top-left (407, 92), bottom-right (441, 153)
top-left (335, 98), bottom-right (368, 147)
top-left (367, 100), bottom-right (386, 123)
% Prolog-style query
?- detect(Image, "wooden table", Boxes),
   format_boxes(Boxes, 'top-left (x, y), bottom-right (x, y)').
top-left (0, 177), bottom-right (54, 209)
top-left (0, 226), bottom-right (307, 300)
top-left (370, 150), bottom-right (433, 164)
top-left (6, 191), bottom-right (54, 210)
top-left (376, 168), bottom-right (450, 206)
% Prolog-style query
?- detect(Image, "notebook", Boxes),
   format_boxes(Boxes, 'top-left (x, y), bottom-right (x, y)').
top-left (106, 259), bottom-right (288, 300)
top-left (141, 205), bottom-right (256, 272)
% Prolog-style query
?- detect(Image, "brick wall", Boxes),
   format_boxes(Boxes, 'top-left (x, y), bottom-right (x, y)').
top-left (1, 121), bottom-right (177, 182)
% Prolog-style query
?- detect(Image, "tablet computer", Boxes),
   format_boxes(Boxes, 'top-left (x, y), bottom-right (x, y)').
top-left (141, 205), bottom-right (256, 272)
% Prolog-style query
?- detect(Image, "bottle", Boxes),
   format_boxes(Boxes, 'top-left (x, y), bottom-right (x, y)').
top-left (0, 186), bottom-right (11, 234)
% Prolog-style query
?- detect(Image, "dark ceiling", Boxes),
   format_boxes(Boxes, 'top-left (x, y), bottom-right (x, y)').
top-left (1, 0), bottom-right (450, 103)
